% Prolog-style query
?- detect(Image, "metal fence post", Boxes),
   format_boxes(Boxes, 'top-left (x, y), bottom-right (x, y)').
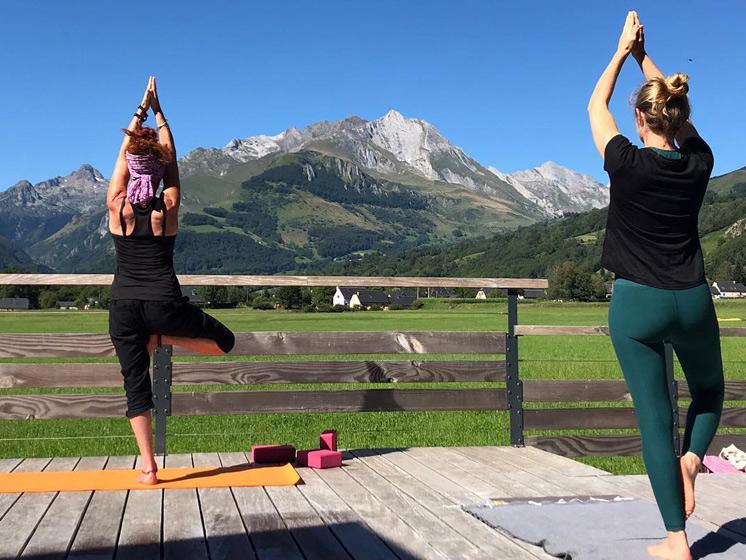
top-left (664, 342), bottom-right (681, 456)
top-left (506, 289), bottom-right (524, 446)
top-left (152, 340), bottom-right (173, 457)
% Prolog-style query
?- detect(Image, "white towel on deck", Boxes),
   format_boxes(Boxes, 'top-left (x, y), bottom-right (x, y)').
top-left (719, 444), bottom-right (746, 471)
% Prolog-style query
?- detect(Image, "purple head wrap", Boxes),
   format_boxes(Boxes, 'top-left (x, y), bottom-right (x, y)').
top-left (125, 152), bottom-right (166, 207)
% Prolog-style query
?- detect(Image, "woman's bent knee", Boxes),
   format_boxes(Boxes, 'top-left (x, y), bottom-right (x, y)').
top-left (217, 328), bottom-right (235, 354)
top-left (125, 397), bottom-right (153, 418)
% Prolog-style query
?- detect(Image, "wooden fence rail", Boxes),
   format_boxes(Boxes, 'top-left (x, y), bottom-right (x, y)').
top-left (515, 325), bottom-right (746, 337)
top-left (0, 388), bottom-right (509, 420)
top-left (525, 434), bottom-right (746, 458)
top-left (0, 331), bottom-right (507, 359)
top-left (0, 360), bottom-right (509, 388)
top-left (0, 273), bottom-right (548, 289)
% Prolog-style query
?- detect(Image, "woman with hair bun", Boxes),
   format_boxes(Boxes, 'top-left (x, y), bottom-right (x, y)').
top-left (107, 77), bottom-right (235, 484)
top-left (588, 12), bottom-right (724, 560)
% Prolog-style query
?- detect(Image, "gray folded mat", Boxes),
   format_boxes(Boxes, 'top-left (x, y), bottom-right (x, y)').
top-left (464, 496), bottom-right (746, 559)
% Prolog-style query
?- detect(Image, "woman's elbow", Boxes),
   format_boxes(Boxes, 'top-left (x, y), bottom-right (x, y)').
top-left (588, 97), bottom-right (611, 112)
top-left (163, 190), bottom-right (180, 210)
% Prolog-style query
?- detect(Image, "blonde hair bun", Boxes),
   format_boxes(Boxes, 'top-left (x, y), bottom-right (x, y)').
top-left (664, 73), bottom-right (689, 100)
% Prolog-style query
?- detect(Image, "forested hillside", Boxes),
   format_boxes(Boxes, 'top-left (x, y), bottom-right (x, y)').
top-left (316, 166), bottom-right (746, 284)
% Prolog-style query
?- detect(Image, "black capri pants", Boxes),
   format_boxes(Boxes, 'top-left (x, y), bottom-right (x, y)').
top-left (109, 298), bottom-right (235, 417)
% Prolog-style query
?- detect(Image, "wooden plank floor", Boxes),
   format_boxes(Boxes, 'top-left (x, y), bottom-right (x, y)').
top-left (0, 447), bottom-right (743, 560)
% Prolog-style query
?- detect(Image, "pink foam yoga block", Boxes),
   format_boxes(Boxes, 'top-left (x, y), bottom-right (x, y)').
top-left (251, 445), bottom-right (296, 464)
top-left (320, 430), bottom-right (338, 451)
top-left (307, 450), bottom-right (342, 469)
top-left (296, 449), bottom-right (313, 467)
top-left (703, 455), bottom-right (740, 474)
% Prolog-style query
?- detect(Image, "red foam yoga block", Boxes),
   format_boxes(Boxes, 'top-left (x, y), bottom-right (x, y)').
top-left (307, 449), bottom-right (342, 469)
top-left (251, 445), bottom-right (296, 464)
top-left (320, 430), bottom-right (338, 451)
top-left (296, 449), bottom-right (313, 467)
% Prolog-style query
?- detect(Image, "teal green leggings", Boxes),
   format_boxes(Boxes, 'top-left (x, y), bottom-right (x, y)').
top-left (609, 279), bottom-right (724, 532)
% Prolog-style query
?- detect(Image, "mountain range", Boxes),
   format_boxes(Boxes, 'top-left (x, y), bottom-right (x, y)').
top-left (315, 165), bottom-right (746, 284)
top-left (0, 110), bottom-right (610, 273)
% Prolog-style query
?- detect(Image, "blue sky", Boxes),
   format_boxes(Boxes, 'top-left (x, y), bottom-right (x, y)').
top-left (0, 0), bottom-right (743, 189)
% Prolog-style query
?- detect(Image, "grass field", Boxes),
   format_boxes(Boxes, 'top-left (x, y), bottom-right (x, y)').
top-left (1, 298), bottom-right (745, 474)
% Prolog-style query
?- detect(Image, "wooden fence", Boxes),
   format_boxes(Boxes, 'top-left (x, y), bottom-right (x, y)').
top-left (0, 274), bottom-right (542, 454)
top-left (516, 325), bottom-right (746, 457)
top-left (1, 274), bottom-right (744, 458)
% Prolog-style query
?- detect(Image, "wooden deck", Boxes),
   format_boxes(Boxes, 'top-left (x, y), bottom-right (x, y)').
top-left (0, 446), bottom-right (744, 560)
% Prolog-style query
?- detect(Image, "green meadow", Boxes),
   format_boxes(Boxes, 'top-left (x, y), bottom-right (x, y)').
top-left (1, 298), bottom-right (744, 474)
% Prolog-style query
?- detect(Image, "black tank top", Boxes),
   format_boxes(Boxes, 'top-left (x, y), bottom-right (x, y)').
top-left (110, 195), bottom-right (182, 301)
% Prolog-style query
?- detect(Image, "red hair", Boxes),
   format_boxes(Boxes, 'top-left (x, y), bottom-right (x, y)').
top-left (122, 126), bottom-right (172, 163)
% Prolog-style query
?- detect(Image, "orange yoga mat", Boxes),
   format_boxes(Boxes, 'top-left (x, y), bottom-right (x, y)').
top-left (0, 463), bottom-right (301, 493)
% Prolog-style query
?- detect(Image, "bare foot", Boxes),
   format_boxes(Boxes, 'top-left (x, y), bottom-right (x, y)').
top-left (680, 452), bottom-right (701, 519)
top-left (136, 469), bottom-right (158, 485)
top-left (647, 531), bottom-right (692, 560)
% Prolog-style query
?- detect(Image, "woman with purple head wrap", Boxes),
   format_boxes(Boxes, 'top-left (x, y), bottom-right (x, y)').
top-left (106, 77), bottom-right (235, 485)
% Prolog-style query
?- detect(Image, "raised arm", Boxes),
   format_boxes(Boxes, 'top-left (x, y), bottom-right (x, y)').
top-left (107, 80), bottom-right (151, 210)
top-left (630, 17), bottom-right (663, 82)
top-left (587, 11), bottom-right (641, 158)
top-left (148, 78), bottom-right (180, 210)
top-left (630, 17), bottom-right (700, 147)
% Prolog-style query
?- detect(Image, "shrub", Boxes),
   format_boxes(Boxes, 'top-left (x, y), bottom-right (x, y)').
top-left (252, 300), bottom-right (274, 310)
top-left (182, 213), bottom-right (222, 228)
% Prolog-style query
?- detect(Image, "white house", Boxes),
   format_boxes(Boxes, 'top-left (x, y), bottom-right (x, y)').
top-left (333, 287), bottom-right (392, 309)
top-left (712, 281), bottom-right (746, 299)
top-left (476, 288), bottom-right (504, 300)
top-left (333, 287), bottom-right (354, 307)
top-left (349, 289), bottom-right (389, 308)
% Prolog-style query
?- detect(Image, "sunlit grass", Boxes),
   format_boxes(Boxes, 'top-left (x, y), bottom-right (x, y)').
top-left (1, 301), bottom-right (744, 475)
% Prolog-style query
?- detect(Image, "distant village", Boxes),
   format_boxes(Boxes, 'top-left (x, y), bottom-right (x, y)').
top-left (2, 281), bottom-right (746, 311)
top-left (330, 286), bottom-right (552, 309)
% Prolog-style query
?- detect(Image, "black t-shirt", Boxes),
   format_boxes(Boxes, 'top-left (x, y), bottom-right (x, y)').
top-left (601, 133), bottom-right (714, 289)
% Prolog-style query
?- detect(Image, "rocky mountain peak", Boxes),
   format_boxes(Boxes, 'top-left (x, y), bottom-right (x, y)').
top-left (8, 179), bottom-right (34, 192)
top-left (370, 109), bottom-right (446, 144)
top-left (494, 161), bottom-right (609, 217)
top-left (338, 115), bottom-right (367, 128)
top-left (71, 164), bottom-right (105, 182)
top-left (364, 110), bottom-right (452, 180)
top-left (1, 180), bottom-right (39, 205)
top-left (379, 109), bottom-right (406, 123)
top-left (0, 165), bottom-right (107, 215)
top-left (530, 161), bottom-right (601, 185)
top-left (536, 161), bottom-right (564, 174)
